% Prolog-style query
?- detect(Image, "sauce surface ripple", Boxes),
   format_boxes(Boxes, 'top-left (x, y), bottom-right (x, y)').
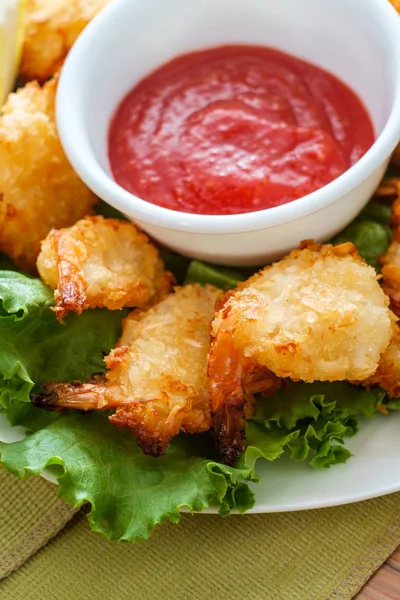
top-left (109, 45), bottom-right (375, 215)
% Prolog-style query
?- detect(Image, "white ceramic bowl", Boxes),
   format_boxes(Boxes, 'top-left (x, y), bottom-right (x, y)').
top-left (56, 0), bottom-right (400, 266)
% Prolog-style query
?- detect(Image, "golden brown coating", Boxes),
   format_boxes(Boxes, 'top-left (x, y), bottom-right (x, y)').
top-left (37, 216), bottom-right (173, 321)
top-left (209, 241), bottom-right (394, 465)
top-left (359, 324), bottom-right (400, 399)
top-left (21, 0), bottom-right (110, 83)
top-left (390, 1), bottom-right (400, 14)
top-left (380, 192), bottom-right (400, 317)
top-left (0, 76), bottom-right (97, 272)
top-left (34, 284), bottom-right (221, 455)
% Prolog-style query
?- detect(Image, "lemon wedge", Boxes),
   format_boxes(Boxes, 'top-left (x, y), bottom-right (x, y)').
top-left (0, 0), bottom-right (25, 107)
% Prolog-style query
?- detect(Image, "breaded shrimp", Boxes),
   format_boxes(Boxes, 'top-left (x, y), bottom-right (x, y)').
top-left (380, 191), bottom-right (400, 316)
top-left (0, 76), bottom-right (97, 272)
top-left (358, 324), bottom-right (400, 399)
top-left (209, 241), bottom-right (394, 464)
top-left (34, 285), bottom-right (221, 455)
top-left (37, 216), bottom-right (173, 321)
top-left (21, 0), bottom-right (110, 83)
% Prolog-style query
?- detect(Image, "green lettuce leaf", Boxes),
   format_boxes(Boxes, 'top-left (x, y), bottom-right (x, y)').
top-left (0, 382), bottom-right (392, 541)
top-left (357, 202), bottom-right (392, 229)
top-left (161, 252), bottom-right (191, 285)
top-left (0, 413), bottom-right (255, 542)
top-left (242, 421), bottom-right (300, 473)
top-left (0, 413), bottom-right (308, 542)
top-left (332, 201), bottom-right (391, 269)
top-left (0, 271), bottom-right (126, 414)
top-left (332, 221), bottom-right (389, 269)
top-left (243, 419), bottom-right (352, 472)
top-left (250, 382), bottom-right (387, 469)
top-left (252, 382), bottom-right (385, 429)
top-left (184, 260), bottom-right (246, 290)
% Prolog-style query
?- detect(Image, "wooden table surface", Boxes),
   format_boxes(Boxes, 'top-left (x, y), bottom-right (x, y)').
top-left (356, 546), bottom-right (400, 599)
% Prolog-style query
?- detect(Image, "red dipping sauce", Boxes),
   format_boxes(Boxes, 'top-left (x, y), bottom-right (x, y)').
top-left (109, 46), bottom-right (375, 216)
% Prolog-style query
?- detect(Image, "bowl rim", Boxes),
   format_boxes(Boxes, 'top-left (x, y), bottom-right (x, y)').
top-left (56, 0), bottom-right (400, 235)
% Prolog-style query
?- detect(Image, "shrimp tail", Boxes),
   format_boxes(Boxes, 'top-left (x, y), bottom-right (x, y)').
top-left (211, 393), bottom-right (247, 466)
top-left (52, 230), bottom-right (88, 322)
top-left (208, 331), bottom-right (249, 465)
top-left (33, 376), bottom-right (109, 412)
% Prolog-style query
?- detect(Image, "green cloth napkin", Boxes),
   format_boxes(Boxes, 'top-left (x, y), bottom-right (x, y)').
top-left (2, 466), bottom-right (400, 600)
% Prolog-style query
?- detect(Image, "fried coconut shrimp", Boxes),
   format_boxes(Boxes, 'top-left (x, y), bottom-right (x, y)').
top-left (37, 216), bottom-right (172, 320)
top-left (380, 191), bottom-right (400, 317)
top-left (0, 77), bottom-right (97, 271)
top-left (34, 285), bottom-right (221, 455)
top-left (21, 0), bottom-right (110, 83)
top-left (209, 241), bottom-right (394, 465)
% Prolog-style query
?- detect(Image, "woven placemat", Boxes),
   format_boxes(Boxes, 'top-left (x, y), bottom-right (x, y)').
top-left (0, 468), bottom-right (78, 580)
top-left (1, 466), bottom-right (400, 599)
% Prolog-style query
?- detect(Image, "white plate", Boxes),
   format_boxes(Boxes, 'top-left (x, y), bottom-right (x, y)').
top-left (1, 410), bottom-right (400, 513)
